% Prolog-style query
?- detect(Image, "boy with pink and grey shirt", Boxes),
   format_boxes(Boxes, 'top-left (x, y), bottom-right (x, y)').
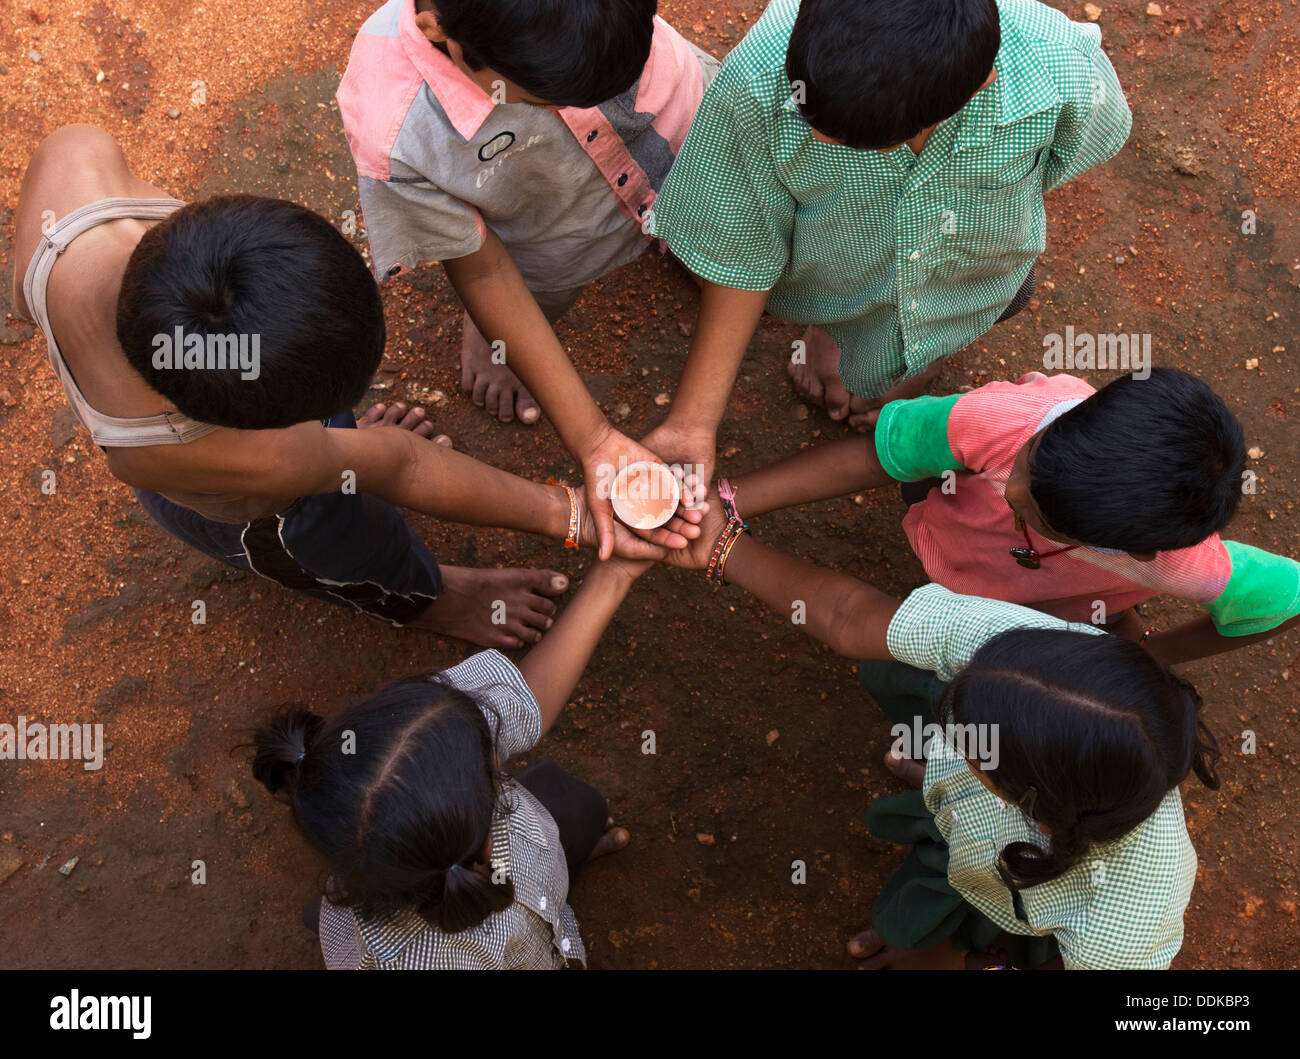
top-left (338, 0), bottom-right (717, 318)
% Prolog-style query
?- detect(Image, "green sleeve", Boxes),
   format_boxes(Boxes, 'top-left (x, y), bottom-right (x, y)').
top-left (873, 394), bottom-right (967, 483)
top-left (1203, 541), bottom-right (1300, 636)
top-left (648, 70), bottom-right (794, 292)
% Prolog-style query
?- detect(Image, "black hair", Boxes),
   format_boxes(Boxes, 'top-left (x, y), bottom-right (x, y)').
top-left (251, 676), bottom-right (515, 934)
top-left (116, 195), bottom-right (385, 430)
top-left (941, 628), bottom-right (1221, 888)
top-left (787, 0), bottom-right (1001, 149)
top-left (430, 0), bottom-right (657, 108)
top-left (1030, 368), bottom-right (1247, 553)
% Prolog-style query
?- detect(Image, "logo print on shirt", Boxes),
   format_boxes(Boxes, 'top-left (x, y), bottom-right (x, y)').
top-left (478, 132), bottom-right (516, 162)
top-left (475, 134), bottom-right (545, 188)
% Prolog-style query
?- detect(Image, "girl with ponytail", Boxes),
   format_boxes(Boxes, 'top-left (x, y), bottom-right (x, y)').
top-left (251, 554), bottom-right (652, 969)
top-left (664, 490), bottom-right (1223, 969)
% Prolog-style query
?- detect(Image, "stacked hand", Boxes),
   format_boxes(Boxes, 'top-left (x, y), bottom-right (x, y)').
top-left (662, 486), bottom-right (727, 573)
top-left (578, 421), bottom-right (711, 561)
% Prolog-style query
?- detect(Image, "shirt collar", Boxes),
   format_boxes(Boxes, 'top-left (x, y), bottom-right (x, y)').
top-left (399, 0), bottom-right (498, 140)
top-left (954, 29), bottom-right (1063, 153)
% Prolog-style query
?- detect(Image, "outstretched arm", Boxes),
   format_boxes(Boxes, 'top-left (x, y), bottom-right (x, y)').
top-left (443, 230), bottom-right (679, 559)
top-left (517, 558), bottom-right (649, 736)
top-left (640, 280), bottom-right (770, 491)
top-left (1143, 613), bottom-right (1300, 666)
top-left (725, 430), bottom-right (893, 517)
top-left (107, 416), bottom-right (700, 560)
top-left (665, 500), bottom-right (901, 660)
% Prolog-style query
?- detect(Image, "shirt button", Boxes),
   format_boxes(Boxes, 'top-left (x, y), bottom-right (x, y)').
top-left (560, 937), bottom-right (571, 953)
top-left (539, 895), bottom-right (547, 911)
top-left (909, 250), bottom-right (920, 262)
top-left (586, 130), bottom-right (598, 143)
top-left (910, 299), bottom-right (919, 311)
top-left (617, 173), bottom-right (628, 186)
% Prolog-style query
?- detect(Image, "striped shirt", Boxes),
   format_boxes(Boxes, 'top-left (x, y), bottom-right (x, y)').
top-left (887, 584), bottom-right (1197, 969)
top-left (648, 0), bottom-right (1132, 397)
top-left (875, 371), bottom-right (1300, 633)
top-left (318, 650), bottom-right (585, 970)
top-left (338, 0), bottom-right (716, 294)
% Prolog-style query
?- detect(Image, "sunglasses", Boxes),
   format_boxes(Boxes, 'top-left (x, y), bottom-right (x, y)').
top-left (1010, 513), bottom-right (1078, 570)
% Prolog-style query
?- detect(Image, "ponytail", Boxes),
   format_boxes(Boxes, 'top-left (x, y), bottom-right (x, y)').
top-left (251, 707), bottom-right (324, 796)
top-left (414, 859), bottom-right (515, 934)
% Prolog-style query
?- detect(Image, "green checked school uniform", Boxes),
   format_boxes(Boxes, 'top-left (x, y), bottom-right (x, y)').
top-left (650, 0), bottom-right (1132, 397)
top-left (865, 585), bottom-right (1196, 969)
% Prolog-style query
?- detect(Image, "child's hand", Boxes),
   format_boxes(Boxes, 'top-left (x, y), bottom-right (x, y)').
top-left (581, 425), bottom-right (704, 559)
top-left (662, 488), bottom-right (727, 573)
top-left (578, 480), bottom-right (708, 561)
top-left (596, 554), bottom-right (658, 583)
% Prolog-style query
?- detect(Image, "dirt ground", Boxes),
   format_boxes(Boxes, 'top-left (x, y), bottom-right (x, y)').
top-left (0, 0), bottom-right (1297, 970)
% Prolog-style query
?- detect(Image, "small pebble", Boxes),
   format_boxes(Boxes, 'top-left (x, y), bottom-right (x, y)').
top-left (696, 833), bottom-right (715, 847)
top-left (1084, 3), bottom-right (1102, 20)
top-left (58, 856), bottom-right (79, 877)
top-left (766, 729), bottom-right (780, 746)
top-left (654, 392), bottom-right (670, 406)
top-left (28, 50), bottom-right (41, 63)
top-left (166, 107), bottom-right (180, 119)
top-left (793, 405), bottom-right (810, 421)
top-left (1146, 2), bottom-right (1163, 14)
top-left (1248, 446), bottom-right (1264, 460)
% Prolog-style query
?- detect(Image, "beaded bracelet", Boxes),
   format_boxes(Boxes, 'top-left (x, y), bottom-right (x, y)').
top-left (547, 480), bottom-right (581, 549)
top-left (706, 515), bottom-right (748, 585)
top-left (563, 485), bottom-right (580, 549)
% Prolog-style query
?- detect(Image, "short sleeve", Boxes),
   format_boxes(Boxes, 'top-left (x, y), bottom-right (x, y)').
top-left (1042, 30), bottom-right (1132, 193)
top-left (647, 68), bottom-right (794, 291)
top-left (887, 584), bottom-right (1105, 681)
top-left (873, 394), bottom-right (965, 482)
top-left (1204, 541), bottom-right (1300, 636)
top-left (318, 899), bottom-right (366, 970)
top-left (436, 650), bottom-right (542, 760)
top-left (357, 172), bottom-right (485, 280)
top-left (946, 373), bottom-right (1096, 472)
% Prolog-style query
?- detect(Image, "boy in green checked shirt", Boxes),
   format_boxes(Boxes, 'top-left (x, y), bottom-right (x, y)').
top-left (643, 0), bottom-right (1131, 481)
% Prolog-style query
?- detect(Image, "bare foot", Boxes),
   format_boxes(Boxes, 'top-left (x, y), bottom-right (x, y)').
top-left (460, 311), bottom-right (541, 425)
top-left (411, 567), bottom-right (568, 648)
top-left (357, 401), bottom-right (452, 446)
top-left (789, 325), bottom-right (855, 422)
top-left (884, 748), bottom-right (926, 789)
top-left (588, 817), bottom-right (630, 862)
top-left (846, 928), bottom-right (968, 970)
top-left (845, 359), bottom-right (945, 432)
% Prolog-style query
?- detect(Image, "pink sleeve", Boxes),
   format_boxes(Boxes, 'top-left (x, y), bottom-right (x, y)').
top-left (948, 372), bottom-right (1098, 472)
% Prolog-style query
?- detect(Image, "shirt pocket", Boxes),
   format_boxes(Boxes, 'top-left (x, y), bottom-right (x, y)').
top-left (938, 149), bottom-right (1049, 270)
top-left (943, 807), bottom-right (1021, 923)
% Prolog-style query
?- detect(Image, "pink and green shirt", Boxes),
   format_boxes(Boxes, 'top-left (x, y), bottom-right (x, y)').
top-left (875, 371), bottom-right (1300, 633)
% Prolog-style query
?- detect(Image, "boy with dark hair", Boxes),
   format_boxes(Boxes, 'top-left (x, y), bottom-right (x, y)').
top-left (336, 0), bottom-right (718, 474)
top-left (719, 369), bottom-right (1300, 664)
top-left (14, 127), bottom-right (701, 645)
top-left (644, 0), bottom-right (1132, 482)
